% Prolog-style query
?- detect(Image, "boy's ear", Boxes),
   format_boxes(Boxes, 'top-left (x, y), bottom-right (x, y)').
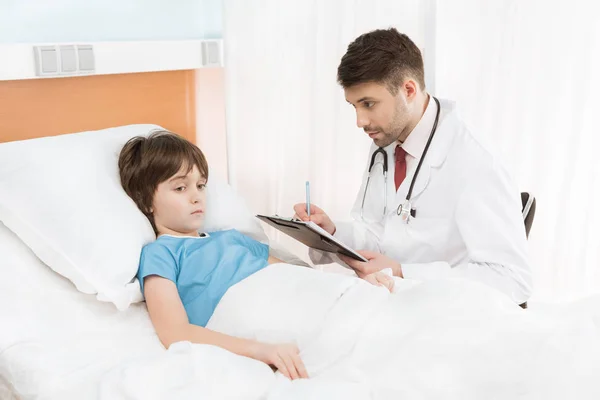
top-left (134, 191), bottom-right (153, 214)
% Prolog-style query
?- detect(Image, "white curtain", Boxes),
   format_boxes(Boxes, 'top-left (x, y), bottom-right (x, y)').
top-left (434, 0), bottom-right (600, 301)
top-left (223, 0), bottom-right (600, 301)
top-left (223, 0), bottom-right (432, 262)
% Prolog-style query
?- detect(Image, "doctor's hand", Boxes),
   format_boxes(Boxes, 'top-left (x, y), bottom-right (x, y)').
top-left (293, 203), bottom-right (336, 235)
top-left (361, 271), bottom-right (395, 292)
top-left (339, 250), bottom-right (404, 279)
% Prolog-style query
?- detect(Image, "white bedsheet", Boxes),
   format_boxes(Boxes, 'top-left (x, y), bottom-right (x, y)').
top-left (102, 264), bottom-right (600, 400)
top-left (2, 221), bottom-right (600, 399)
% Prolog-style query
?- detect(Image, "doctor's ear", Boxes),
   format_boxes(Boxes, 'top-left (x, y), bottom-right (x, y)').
top-left (402, 79), bottom-right (419, 100)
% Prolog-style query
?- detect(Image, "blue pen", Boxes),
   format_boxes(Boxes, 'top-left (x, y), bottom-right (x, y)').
top-left (306, 181), bottom-right (311, 218)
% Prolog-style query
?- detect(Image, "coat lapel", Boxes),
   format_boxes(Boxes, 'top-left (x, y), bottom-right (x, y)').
top-left (390, 99), bottom-right (458, 212)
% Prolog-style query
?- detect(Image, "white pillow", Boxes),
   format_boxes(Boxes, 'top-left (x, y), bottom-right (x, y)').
top-left (0, 124), bottom-right (267, 310)
top-left (203, 176), bottom-right (267, 244)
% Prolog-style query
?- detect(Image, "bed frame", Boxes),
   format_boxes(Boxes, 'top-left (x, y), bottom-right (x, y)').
top-left (0, 70), bottom-right (197, 144)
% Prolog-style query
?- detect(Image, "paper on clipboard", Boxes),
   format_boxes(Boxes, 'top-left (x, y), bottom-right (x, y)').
top-left (256, 214), bottom-right (368, 262)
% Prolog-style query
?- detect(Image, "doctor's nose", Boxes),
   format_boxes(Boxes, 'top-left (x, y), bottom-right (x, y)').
top-left (356, 112), bottom-right (369, 129)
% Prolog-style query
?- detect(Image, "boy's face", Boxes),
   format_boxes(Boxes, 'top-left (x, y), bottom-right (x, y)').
top-left (151, 164), bottom-right (207, 237)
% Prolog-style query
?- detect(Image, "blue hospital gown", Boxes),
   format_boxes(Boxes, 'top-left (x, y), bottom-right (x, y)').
top-left (138, 229), bottom-right (269, 327)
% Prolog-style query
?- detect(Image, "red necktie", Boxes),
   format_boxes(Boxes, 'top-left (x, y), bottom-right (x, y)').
top-left (394, 145), bottom-right (407, 191)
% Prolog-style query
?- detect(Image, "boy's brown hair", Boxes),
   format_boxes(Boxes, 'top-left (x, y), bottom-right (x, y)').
top-left (118, 130), bottom-right (209, 232)
top-left (337, 27), bottom-right (425, 95)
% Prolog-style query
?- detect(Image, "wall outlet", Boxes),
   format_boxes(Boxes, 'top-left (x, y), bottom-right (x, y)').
top-left (34, 44), bottom-right (95, 77)
top-left (34, 46), bottom-right (59, 76)
top-left (201, 40), bottom-right (222, 67)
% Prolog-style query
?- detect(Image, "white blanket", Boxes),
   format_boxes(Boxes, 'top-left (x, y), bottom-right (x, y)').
top-left (100, 264), bottom-right (600, 400)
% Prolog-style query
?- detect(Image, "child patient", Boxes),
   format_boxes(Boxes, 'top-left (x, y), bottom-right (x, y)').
top-left (118, 130), bottom-right (391, 381)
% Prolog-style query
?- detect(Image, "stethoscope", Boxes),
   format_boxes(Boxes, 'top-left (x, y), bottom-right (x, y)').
top-left (360, 96), bottom-right (441, 224)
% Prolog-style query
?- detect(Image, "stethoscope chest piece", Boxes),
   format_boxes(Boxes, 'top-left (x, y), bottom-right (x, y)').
top-left (397, 199), bottom-right (414, 223)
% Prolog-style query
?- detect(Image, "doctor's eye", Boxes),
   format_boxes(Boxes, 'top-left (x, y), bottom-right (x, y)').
top-left (364, 101), bottom-right (375, 108)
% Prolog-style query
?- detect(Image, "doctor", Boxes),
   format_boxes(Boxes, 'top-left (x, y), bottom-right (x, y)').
top-left (294, 28), bottom-right (532, 305)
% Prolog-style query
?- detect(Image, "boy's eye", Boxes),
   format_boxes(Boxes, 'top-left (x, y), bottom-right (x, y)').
top-left (175, 186), bottom-right (186, 192)
top-left (198, 183), bottom-right (206, 190)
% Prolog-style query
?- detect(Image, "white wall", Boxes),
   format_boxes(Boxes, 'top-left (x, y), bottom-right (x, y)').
top-left (196, 68), bottom-right (228, 183)
top-left (0, 0), bottom-right (223, 42)
top-left (197, 0), bottom-right (224, 39)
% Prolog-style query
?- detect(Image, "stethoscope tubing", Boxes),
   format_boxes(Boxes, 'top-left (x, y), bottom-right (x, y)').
top-left (361, 96), bottom-right (441, 221)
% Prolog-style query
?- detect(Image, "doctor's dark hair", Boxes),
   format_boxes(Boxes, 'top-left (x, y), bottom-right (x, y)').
top-left (118, 130), bottom-right (209, 233)
top-left (337, 28), bottom-right (425, 95)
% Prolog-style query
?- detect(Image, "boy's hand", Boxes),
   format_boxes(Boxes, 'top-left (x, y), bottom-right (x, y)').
top-left (251, 342), bottom-right (308, 380)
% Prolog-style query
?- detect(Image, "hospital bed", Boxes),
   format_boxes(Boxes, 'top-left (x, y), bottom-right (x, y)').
top-left (3, 211), bottom-right (600, 399)
top-left (0, 219), bottom-right (304, 399)
top-left (2, 71), bottom-right (600, 400)
top-left (0, 71), bottom-right (302, 399)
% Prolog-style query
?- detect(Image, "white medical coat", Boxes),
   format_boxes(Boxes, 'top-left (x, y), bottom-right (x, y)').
top-left (311, 99), bottom-right (532, 304)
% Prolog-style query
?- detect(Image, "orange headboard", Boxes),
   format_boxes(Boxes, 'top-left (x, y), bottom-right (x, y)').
top-left (0, 70), bottom-right (196, 144)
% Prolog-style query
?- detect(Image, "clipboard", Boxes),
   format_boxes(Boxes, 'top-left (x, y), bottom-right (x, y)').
top-left (256, 214), bottom-right (368, 262)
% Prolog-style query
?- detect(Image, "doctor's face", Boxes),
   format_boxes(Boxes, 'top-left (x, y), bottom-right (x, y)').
top-left (345, 82), bottom-right (412, 148)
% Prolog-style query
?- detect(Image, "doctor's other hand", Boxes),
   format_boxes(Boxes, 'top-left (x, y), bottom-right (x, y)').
top-left (251, 342), bottom-right (309, 380)
top-left (361, 271), bottom-right (395, 292)
top-left (293, 203), bottom-right (336, 235)
top-left (340, 250), bottom-right (404, 279)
